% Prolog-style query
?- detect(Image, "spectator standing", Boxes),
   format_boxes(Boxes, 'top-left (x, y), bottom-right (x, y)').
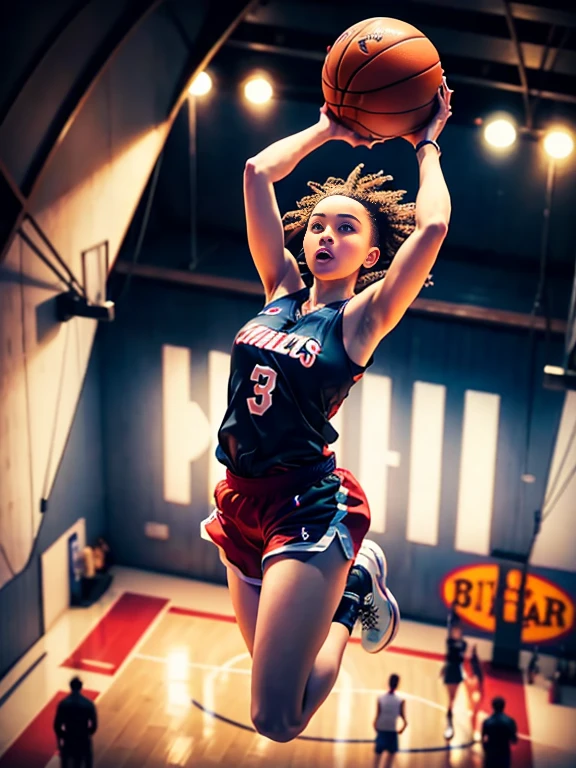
top-left (481, 696), bottom-right (517, 768)
top-left (53, 677), bottom-right (97, 768)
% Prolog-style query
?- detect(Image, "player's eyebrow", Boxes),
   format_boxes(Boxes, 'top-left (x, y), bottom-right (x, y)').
top-left (310, 212), bottom-right (362, 223)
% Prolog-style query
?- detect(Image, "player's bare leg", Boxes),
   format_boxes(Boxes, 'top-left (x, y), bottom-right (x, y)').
top-left (383, 753), bottom-right (396, 768)
top-left (444, 682), bottom-right (459, 740)
top-left (250, 541), bottom-right (351, 742)
top-left (226, 569), bottom-right (260, 656)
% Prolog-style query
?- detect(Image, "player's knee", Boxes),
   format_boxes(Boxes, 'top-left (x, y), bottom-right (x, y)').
top-left (251, 707), bottom-right (303, 743)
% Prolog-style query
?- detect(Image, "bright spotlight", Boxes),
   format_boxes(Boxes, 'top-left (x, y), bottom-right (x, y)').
top-left (189, 71), bottom-right (212, 97)
top-left (244, 76), bottom-right (273, 105)
top-left (543, 129), bottom-right (574, 160)
top-left (484, 118), bottom-right (517, 149)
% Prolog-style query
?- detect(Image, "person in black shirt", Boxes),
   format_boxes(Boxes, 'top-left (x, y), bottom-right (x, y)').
top-left (442, 624), bottom-right (467, 740)
top-left (482, 696), bottom-right (517, 768)
top-left (53, 677), bottom-right (97, 768)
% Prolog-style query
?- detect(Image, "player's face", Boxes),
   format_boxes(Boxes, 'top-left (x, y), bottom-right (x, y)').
top-left (303, 195), bottom-right (379, 283)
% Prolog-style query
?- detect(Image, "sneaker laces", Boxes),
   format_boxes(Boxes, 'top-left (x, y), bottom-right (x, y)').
top-left (360, 598), bottom-right (379, 631)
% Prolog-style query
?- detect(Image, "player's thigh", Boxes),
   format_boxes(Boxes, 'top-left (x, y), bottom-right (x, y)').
top-left (250, 541), bottom-right (350, 726)
top-left (226, 567), bottom-right (260, 656)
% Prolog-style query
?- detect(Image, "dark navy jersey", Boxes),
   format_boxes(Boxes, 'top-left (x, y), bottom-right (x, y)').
top-left (216, 287), bottom-right (371, 477)
top-left (446, 638), bottom-right (467, 665)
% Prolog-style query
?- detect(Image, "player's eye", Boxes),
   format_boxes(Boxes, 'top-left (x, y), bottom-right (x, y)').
top-left (310, 221), bottom-right (323, 231)
top-left (340, 222), bottom-right (354, 232)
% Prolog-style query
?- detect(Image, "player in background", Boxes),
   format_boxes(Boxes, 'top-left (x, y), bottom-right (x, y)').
top-left (442, 623), bottom-right (467, 740)
top-left (373, 673), bottom-right (407, 768)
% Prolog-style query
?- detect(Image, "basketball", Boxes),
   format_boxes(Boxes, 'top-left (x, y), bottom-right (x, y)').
top-left (322, 17), bottom-right (443, 139)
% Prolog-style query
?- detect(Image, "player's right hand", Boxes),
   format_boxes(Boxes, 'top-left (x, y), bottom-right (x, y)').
top-left (318, 103), bottom-right (387, 149)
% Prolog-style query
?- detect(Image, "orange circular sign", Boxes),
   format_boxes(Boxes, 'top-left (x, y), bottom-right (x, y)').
top-left (441, 564), bottom-right (574, 644)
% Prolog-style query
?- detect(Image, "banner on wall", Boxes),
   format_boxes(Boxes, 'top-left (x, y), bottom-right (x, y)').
top-left (441, 564), bottom-right (575, 644)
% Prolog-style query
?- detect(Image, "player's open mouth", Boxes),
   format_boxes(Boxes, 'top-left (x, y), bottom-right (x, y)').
top-left (315, 248), bottom-right (334, 262)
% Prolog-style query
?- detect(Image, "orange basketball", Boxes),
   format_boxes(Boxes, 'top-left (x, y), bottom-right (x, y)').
top-left (322, 17), bottom-right (442, 139)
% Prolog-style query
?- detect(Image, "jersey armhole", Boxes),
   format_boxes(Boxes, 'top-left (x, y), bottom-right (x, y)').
top-left (336, 302), bottom-right (374, 375)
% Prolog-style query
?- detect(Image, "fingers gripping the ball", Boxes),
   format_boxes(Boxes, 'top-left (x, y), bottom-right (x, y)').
top-left (320, 103), bottom-right (386, 149)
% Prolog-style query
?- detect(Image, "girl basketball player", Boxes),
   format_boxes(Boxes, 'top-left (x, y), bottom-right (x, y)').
top-left (201, 79), bottom-right (452, 743)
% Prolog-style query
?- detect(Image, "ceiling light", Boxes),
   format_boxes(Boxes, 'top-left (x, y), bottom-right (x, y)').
top-left (543, 129), bottom-right (574, 160)
top-left (244, 76), bottom-right (273, 105)
top-left (483, 117), bottom-right (517, 150)
top-left (188, 71), bottom-right (212, 97)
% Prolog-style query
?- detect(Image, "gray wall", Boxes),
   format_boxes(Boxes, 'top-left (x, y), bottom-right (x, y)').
top-left (0, 347), bottom-right (106, 679)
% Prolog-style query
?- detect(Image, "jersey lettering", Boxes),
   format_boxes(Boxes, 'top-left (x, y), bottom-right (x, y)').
top-left (254, 329), bottom-right (279, 348)
top-left (264, 331), bottom-right (288, 351)
top-left (239, 325), bottom-right (269, 345)
top-left (300, 339), bottom-right (322, 368)
top-left (236, 324), bottom-right (322, 368)
top-left (274, 333), bottom-right (300, 356)
top-left (247, 364), bottom-right (277, 416)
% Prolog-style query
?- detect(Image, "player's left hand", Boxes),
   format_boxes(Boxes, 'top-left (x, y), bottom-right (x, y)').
top-left (402, 75), bottom-right (453, 147)
top-left (318, 103), bottom-right (388, 149)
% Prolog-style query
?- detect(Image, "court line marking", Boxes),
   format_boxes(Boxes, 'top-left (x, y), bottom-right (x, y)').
top-left (135, 651), bottom-right (476, 749)
top-left (135, 651), bottom-right (471, 711)
top-left (141, 610), bottom-right (540, 752)
top-left (135, 652), bottom-right (251, 675)
top-left (189, 698), bottom-right (477, 752)
top-left (167, 606), bottom-right (445, 661)
top-left (80, 659), bottom-right (115, 670)
top-left (165, 605), bottom-right (541, 746)
top-left (135, 651), bottom-right (460, 707)
top-left (126, 651), bottom-right (562, 752)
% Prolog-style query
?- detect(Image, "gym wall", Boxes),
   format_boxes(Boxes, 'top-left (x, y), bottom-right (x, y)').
top-left (98, 277), bottom-right (576, 654)
top-left (0, 349), bottom-right (105, 679)
top-left (0, 0), bottom-right (254, 678)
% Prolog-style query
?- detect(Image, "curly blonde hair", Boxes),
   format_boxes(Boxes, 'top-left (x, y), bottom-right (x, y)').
top-left (282, 163), bottom-right (419, 291)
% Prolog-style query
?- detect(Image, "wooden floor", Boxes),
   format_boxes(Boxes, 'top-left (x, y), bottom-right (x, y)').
top-left (2, 571), bottom-right (573, 768)
top-left (91, 609), bottom-right (488, 768)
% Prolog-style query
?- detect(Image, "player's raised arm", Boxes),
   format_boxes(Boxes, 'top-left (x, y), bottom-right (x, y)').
top-left (357, 79), bottom-right (452, 343)
top-left (244, 109), bottom-right (380, 303)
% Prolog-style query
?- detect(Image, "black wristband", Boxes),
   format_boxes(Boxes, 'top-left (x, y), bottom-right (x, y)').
top-left (415, 139), bottom-right (441, 156)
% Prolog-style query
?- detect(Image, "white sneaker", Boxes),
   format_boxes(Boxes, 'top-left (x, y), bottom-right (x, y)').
top-left (355, 539), bottom-right (400, 653)
top-left (444, 724), bottom-right (454, 741)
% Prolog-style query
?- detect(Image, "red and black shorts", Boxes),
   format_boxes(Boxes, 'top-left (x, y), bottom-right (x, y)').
top-left (200, 455), bottom-right (371, 585)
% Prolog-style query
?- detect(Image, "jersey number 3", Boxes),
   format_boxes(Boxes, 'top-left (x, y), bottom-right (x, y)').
top-left (247, 364), bottom-right (277, 416)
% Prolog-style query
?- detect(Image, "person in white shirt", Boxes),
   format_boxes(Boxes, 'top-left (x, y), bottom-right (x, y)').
top-left (373, 674), bottom-right (407, 768)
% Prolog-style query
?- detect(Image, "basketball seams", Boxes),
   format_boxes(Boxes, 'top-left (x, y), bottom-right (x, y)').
top-left (322, 61), bottom-right (335, 91)
top-left (333, 18), bottom-right (378, 115)
top-left (326, 60), bottom-right (441, 95)
top-left (327, 93), bottom-right (437, 116)
top-left (342, 35), bottom-right (427, 95)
